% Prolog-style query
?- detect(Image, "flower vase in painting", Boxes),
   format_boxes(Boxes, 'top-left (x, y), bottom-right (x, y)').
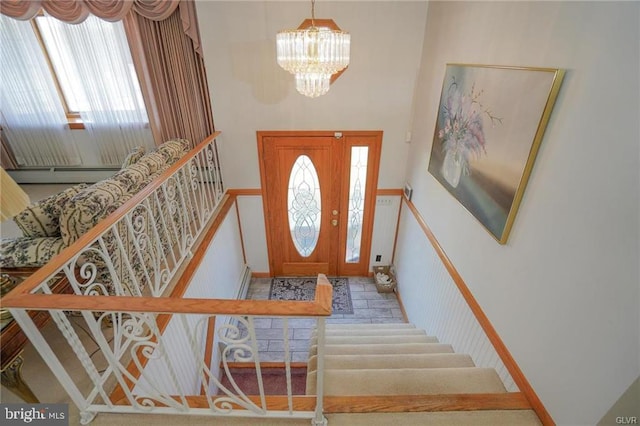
top-left (437, 77), bottom-right (499, 187)
top-left (441, 149), bottom-right (463, 187)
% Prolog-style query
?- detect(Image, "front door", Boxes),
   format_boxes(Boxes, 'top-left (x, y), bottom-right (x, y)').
top-left (258, 131), bottom-right (382, 276)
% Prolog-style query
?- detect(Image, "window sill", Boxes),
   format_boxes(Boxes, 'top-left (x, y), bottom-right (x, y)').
top-left (67, 116), bottom-right (85, 130)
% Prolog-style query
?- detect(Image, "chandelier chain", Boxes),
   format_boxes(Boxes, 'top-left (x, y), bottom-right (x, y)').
top-left (311, 0), bottom-right (316, 28)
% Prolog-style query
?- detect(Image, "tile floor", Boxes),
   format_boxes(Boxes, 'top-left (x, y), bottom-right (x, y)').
top-left (244, 276), bottom-right (406, 362)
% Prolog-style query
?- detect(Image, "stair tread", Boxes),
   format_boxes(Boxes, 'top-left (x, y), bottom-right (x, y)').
top-left (318, 328), bottom-right (427, 337)
top-left (307, 367), bottom-right (507, 396)
top-left (309, 343), bottom-right (454, 357)
top-left (326, 323), bottom-right (415, 329)
top-left (312, 335), bottom-right (439, 345)
top-left (326, 410), bottom-right (542, 425)
top-left (307, 353), bottom-right (475, 372)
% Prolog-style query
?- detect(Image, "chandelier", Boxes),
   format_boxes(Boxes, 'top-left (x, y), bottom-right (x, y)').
top-left (276, 0), bottom-right (350, 98)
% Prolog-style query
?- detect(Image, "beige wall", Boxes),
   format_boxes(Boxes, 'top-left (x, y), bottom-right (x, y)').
top-left (196, 1), bottom-right (427, 189)
top-left (404, 1), bottom-right (639, 424)
top-left (196, 1), bottom-right (428, 273)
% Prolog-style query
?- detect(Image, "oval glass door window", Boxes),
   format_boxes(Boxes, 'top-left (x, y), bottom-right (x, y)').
top-left (287, 155), bottom-right (321, 257)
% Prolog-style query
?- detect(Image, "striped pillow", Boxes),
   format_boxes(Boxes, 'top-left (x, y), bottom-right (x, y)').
top-left (13, 183), bottom-right (89, 238)
top-left (59, 179), bottom-right (130, 246)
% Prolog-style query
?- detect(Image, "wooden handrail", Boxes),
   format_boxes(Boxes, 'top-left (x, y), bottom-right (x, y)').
top-left (111, 393), bottom-right (529, 412)
top-left (3, 278), bottom-right (333, 318)
top-left (4, 132), bottom-right (221, 298)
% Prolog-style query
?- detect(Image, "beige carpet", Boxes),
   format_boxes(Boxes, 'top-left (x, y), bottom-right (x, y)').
top-left (1, 321), bottom-right (541, 426)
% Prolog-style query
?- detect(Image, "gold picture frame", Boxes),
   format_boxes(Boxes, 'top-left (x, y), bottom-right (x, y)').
top-left (428, 64), bottom-right (565, 244)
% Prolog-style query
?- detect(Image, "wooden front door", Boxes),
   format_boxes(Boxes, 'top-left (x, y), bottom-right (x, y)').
top-left (258, 131), bottom-right (382, 276)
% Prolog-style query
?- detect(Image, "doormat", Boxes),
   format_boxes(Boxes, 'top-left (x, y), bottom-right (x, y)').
top-left (269, 277), bottom-right (353, 315)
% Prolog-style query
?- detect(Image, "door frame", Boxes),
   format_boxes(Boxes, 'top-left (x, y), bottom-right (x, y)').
top-left (257, 130), bottom-right (382, 277)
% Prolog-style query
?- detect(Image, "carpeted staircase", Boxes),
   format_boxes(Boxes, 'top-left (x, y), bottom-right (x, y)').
top-left (306, 323), bottom-right (543, 425)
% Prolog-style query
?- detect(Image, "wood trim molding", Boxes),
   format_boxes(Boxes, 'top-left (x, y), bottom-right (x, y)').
top-left (113, 392), bottom-right (529, 413)
top-left (227, 186), bottom-right (398, 198)
top-left (234, 200), bottom-right (247, 264)
top-left (376, 188), bottom-right (403, 196)
top-left (227, 188), bottom-right (262, 196)
top-left (391, 194), bottom-right (404, 265)
top-left (402, 197), bottom-right (554, 425)
top-left (3, 289), bottom-right (333, 317)
top-left (393, 288), bottom-right (409, 323)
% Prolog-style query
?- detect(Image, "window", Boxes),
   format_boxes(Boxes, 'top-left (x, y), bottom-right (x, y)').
top-left (0, 14), bottom-right (153, 166)
top-left (30, 14), bottom-right (148, 130)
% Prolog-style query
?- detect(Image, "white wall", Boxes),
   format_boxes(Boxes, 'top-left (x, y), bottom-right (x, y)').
top-left (371, 195), bottom-right (401, 268)
top-left (403, 2), bottom-right (639, 425)
top-left (197, 1), bottom-right (427, 189)
top-left (236, 195), bottom-right (270, 273)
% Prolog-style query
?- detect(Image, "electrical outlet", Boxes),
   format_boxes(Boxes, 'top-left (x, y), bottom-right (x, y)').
top-left (375, 255), bottom-right (382, 262)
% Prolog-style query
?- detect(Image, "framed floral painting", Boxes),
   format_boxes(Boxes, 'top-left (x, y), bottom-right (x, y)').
top-left (428, 64), bottom-right (564, 244)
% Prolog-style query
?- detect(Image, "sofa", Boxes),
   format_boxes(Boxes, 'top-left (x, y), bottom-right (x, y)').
top-left (0, 139), bottom-right (191, 294)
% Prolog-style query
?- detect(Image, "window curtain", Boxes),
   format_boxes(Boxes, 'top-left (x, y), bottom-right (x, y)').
top-left (124, 5), bottom-right (214, 148)
top-left (0, 15), bottom-right (80, 166)
top-left (39, 16), bottom-right (155, 165)
top-left (1, 0), bottom-right (215, 149)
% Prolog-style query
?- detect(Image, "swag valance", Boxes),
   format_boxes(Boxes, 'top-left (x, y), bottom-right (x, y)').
top-left (1, 0), bottom-right (201, 55)
top-left (1, 0), bottom-right (179, 24)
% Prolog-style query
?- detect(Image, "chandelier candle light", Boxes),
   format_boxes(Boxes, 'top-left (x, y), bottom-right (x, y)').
top-left (276, 0), bottom-right (350, 98)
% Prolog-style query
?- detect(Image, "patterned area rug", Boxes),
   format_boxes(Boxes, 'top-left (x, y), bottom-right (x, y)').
top-left (269, 277), bottom-right (353, 315)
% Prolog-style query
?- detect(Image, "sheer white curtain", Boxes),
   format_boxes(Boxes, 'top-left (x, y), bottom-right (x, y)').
top-left (38, 15), bottom-right (154, 165)
top-left (0, 16), bottom-right (80, 166)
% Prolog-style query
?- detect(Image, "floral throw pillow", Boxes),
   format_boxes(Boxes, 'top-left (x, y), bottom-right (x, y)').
top-left (121, 146), bottom-right (146, 169)
top-left (13, 183), bottom-right (89, 238)
top-left (0, 237), bottom-right (66, 268)
top-left (137, 152), bottom-right (166, 174)
top-left (157, 139), bottom-right (190, 164)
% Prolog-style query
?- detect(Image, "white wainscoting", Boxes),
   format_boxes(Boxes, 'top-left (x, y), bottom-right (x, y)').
top-left (394, 203), bottom-right (517, 391)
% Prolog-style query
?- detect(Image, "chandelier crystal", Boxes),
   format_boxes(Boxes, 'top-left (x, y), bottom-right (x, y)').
top-left (276, 0), bottom-right (350, 98)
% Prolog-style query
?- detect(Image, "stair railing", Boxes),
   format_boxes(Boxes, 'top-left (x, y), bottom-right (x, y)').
top-left (2, 131), bottom-right (333, 424)
top-left (5, 278), bottom-right (333, 424)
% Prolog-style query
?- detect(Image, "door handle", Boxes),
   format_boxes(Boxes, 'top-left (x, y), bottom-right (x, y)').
top-left (331, 219), bottom-right (338, 226)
